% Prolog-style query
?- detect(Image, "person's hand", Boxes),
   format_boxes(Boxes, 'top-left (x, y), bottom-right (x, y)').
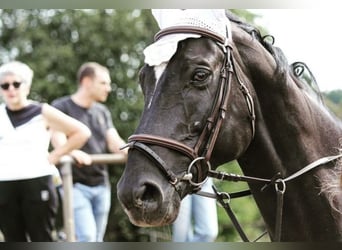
top-left (70, 150), bottom-right (92, 167)
top-left (48, 151), bottom-right (62, 165)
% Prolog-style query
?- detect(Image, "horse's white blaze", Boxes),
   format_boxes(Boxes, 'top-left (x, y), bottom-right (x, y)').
top-left (148, 62), bottom-right (167, 109)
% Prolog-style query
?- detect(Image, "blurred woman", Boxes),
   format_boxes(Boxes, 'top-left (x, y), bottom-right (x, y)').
top-left (0, 61), bottom-right (91, 241)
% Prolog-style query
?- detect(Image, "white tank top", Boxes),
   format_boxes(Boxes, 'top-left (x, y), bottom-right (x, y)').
top-left (0, 103), bottom-right (56, 181)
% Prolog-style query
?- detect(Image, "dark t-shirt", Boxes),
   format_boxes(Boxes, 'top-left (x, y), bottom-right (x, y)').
top-left (51, 96), bottom-right (114, 186)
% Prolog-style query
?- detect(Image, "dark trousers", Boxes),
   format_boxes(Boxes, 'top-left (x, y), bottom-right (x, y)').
top-left (0, 175), bottom-right (58, 242)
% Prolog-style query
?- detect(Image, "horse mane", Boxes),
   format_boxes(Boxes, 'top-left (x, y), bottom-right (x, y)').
top-left (226, 12), bottom-right (342, 222)
top-left (226, 10), bottom-right (328, 109)
top-left (289, 61), bottom-right (325, 104)
top-left (319, 147), bottom-right (342, 215)
top-left (226, 10), bottom-right (289, 74)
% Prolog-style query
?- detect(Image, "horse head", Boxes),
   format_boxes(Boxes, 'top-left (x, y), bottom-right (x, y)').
top-left (117, 10), bottom-right (257, 227)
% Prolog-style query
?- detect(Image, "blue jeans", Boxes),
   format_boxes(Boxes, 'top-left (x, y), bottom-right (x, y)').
top-left (73, 182), bottom-right (111, 242)
top-left (172, 178), bottom-right (218, 242)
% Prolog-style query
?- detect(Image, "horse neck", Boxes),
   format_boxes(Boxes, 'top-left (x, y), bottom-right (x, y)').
top-left (237, 85), bottom-right (342, 240)
top-left (243, 83), bottom-right (342, 175)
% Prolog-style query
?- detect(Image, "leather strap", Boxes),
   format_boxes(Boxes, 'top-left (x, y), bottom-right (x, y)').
top-left (155, 26), bottom-right (228, 45)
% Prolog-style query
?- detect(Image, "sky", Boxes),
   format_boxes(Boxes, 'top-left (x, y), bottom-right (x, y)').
top-left (248, 9), bottom-right (341, 92)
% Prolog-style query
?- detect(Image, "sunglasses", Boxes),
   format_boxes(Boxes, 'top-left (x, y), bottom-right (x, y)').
top-left (0, 81), bottom-right (22, 90)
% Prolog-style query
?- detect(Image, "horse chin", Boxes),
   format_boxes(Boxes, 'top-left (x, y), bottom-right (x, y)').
top-left (125, 200), bottom-right (179, 227)
top-left (125, 204), bottom-right (179, 227)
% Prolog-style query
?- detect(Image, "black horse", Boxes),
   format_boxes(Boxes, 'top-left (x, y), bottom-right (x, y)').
top-left (117, 11), bottom-right (342, 241)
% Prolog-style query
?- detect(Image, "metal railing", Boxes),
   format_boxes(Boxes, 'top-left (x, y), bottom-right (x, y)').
top-left (58, 154), bottom-right (127, 242)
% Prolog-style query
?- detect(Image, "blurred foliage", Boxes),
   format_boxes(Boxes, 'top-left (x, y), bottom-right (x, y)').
top-left (323, 90), bottom-right (342, 119)
top-left (325, 90), bottom-right (342, 105)
top-left (0, 9), bottom-right (158, 140)
top-left (1, 9), bottom-right (341, 242)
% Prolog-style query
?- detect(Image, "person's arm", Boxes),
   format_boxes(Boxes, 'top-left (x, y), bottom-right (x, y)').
top-left (106, 127), bottom-right (128, 155)
top-left (51, 130), bottom-right (92, 166)
top-left (42, 103), bottom-right (91, 165)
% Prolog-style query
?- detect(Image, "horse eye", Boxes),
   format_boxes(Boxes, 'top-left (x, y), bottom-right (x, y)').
top-left (190, 69), bottom-right (211, 86)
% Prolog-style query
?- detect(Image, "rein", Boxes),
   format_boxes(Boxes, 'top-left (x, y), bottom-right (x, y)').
top-left (196, 153), bottom-right (342, 242)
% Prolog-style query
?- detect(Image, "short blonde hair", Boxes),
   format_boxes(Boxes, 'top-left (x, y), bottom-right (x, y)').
top-left (0, 61), bottom-right (34, 86)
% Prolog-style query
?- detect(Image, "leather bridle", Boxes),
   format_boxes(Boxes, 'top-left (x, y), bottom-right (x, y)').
top-left (123, 26), bottom-right (256, 194)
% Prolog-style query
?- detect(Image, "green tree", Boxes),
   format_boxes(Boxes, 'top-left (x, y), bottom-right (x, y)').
top-left (325, 90), bottom-right (342, 105)
top-left (0, 9), bottom-right (157, 139)
top-left (323, 90), bottom-right (342, 119)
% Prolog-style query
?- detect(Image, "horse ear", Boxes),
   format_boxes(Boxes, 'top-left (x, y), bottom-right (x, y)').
top-left (151, 9), bottom-right (183, 29)
top-left (151, 9), bottom-right (232, 40)
top-left (210, 9), bottom-right (227, 21)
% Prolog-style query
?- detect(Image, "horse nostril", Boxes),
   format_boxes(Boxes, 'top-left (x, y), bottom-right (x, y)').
top-left (134, 182), bottom-right (162, 210)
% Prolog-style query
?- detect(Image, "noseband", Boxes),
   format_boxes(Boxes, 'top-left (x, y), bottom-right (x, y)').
top-left (124, 26), bottom-right (256, 194)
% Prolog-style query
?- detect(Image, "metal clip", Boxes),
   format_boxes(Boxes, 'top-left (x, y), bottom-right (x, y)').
top-left (212, 185), bottom-right (231, 204)
top-left (275, 179), bottom-right (286, 194)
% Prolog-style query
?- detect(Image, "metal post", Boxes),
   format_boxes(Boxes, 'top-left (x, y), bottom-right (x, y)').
top-left (58, 153), bottom-right (127, 242)
top-left (90, 153), bottom-right (127, 164)
top-left (59, 155), bottom-right (76, 242)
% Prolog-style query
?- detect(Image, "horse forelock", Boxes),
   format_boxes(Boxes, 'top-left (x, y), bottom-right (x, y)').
top-left (147, 62), bottom-right (167, 109)
top-left (154, 62), bottom-right (167, 83)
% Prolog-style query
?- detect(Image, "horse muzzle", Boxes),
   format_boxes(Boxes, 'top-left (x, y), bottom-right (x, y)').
top-left (117, 164), bottom-right (181, 227)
